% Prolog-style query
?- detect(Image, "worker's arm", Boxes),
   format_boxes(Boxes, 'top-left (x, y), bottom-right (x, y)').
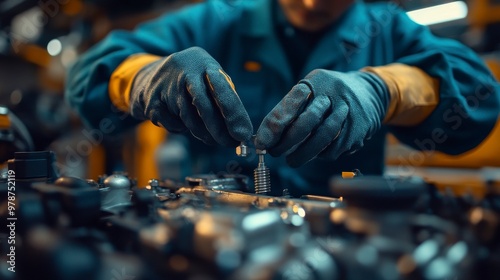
top-left (124, 47), bottom-right (253, 146)
top-left (255, 5), bottom-right (499, 166)
top-left (255, 69), bottom-right (389, 167)
top-left (65, 2), bottom-right (243, 135)
top-left (381, 9), bottom-right (499, 155)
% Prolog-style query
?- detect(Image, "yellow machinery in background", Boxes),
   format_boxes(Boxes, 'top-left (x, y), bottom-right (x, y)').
top-left (125, 122), bottom-right (167, 187)
top-left (468, 0), bottom-right (500, 29)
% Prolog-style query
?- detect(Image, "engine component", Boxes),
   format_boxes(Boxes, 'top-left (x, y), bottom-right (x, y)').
top-left (254, 149), bottom-right (271, 195)
top-left (0, 107), bottom-right (34, 163)
top-left (6, 151), bottom-right (58, 189)
top-left (100, 174), bottom-right (134, 213)
top-left (235, 142), bottom-right (248, 157)
top-left (236, 140), bottom-right (272, 194)
top-left (1, 151), bottom-right (499, 280)
top-left (185, 174), bottom-right (248, 191)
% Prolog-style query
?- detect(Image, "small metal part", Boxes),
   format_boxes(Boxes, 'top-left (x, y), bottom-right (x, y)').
top-left (146, 178), bottom-right (160, 191)
top-left (148, 178), bottom-right (159, 188)
top-left (341, 169), bottom-right (363, 179)
top-left (341, 172), bottom-right (356, 179)
top-left (254, 149), bottom-right (271, 194)
top-left (300, 195), bottom-right (340, 203)
top-left (100, 174), bottom-right (132, 212)
top-left (103, 174), bottom-right (131, 189)
top-left (236, 142), bottom-right (248, 157)
top-left (185, 174), bottom-right (248, 191)
top-left (86, 179), bottom-right (99, 188)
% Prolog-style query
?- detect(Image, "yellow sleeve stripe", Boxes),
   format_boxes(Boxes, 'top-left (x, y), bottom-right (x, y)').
top-left (109, 54), bottom-right (162, 112)
top-left (363, 63), bottom-right (440, 126)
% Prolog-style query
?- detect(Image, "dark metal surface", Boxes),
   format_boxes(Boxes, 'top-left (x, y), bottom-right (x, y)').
top-left (1, 151), bottom-right (500, 279)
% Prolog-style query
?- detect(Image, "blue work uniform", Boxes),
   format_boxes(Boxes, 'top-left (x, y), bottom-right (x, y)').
top-left (66, 0), bottom-right (500, 196)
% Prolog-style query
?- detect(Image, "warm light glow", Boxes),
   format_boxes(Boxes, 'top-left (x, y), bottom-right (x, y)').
top-left (407, 1), bottom-right (468, 26)
top-left (297, 208), bottom-right (306, 218)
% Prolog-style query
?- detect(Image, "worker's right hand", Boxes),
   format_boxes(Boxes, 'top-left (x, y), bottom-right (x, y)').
top-left (129, 47), bottom-right (253, 146)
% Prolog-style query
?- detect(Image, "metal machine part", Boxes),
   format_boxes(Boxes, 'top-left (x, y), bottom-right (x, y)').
top-left (235, 142), bottom-right (248, 157)
top-left (0, 107), bottom-right (34, 163)
top-left (254, 149), bottom-right (271, 194)
top-left (236, 141), bottom-right (272, 194)
top-left (99, 174), bottom-right (133, 213)
top-left (5, 151), bottom-right (58, 190)
top-left (2, 151), bottom-right (500, 280)
top-left (185, 174), bottom-right (249, 191)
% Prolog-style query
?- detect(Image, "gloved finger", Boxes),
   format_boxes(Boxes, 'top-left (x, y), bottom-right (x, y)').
top-left (179, 77), bottom-right (218, 145)
top-left (268, 95), bottom-right (331, 156)
top-left (318, 111), bottom-right (369, 160)
top-left (205, 68), bottom-right (253, 143)
top-left (148, 101), bottom-right (187, 133)
top-left (320, 128), bottom-right (363, 161)
top-left (255, 83), bottom-right (312, 150)
top-left (286, 101), bottom-right (349, 167)
top-left (185, 73), bottom-right (235, 146)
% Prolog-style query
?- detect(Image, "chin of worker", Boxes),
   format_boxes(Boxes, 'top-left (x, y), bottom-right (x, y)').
top-left (122, 47), bottom-right (253, 147)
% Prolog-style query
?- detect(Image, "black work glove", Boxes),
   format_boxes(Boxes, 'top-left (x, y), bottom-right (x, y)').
top-left (255, 69), bottom-right (389, 167)
top-left (130, 47), bottom-right (253, 146)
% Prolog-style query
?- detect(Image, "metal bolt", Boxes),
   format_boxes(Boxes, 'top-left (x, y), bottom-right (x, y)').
top-left (254, 149), bottom-right (271, 194)
top-left (236, 142), bottom-right (248, 157)
top-left (148, 179), bottom-right (159, 188)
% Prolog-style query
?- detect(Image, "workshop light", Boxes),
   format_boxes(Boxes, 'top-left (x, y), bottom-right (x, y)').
top-left (47, 39), bottom-right (62, 56)
top-left (406, 1), bottom-right (468, 26)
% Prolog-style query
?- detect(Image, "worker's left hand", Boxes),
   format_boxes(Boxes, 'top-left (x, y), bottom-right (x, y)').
top-left (255, 69), bottom-right (389, 167)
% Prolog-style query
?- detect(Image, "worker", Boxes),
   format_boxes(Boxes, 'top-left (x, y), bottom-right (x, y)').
top-left (65, 0), bottom-right (500, 196)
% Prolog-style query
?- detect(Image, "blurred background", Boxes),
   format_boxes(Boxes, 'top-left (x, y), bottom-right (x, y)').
top-left (0, 0), bottom-right (202, 183)
top-left (0, 0), bottom-right (499, 189)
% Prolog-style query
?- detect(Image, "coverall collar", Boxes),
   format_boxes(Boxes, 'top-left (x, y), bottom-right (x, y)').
top-left (239, 0), bottom-right (366, 83)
